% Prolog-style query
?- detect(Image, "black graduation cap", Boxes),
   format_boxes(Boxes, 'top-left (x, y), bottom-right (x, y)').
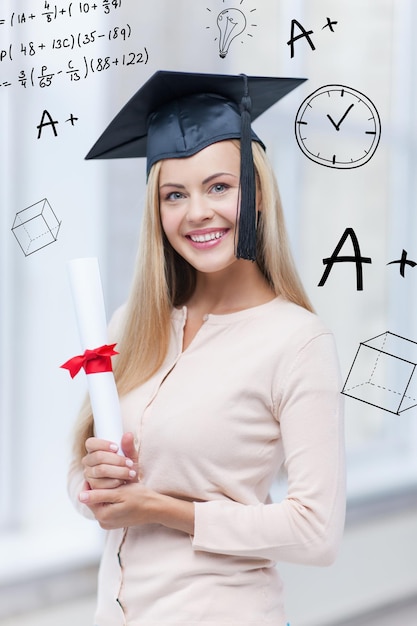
top-left (86, 70), bottom-right (306, 260)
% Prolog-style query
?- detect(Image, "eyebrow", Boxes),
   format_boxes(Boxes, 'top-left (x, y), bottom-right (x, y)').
top-left (159, 172), bottom-right (238, 190)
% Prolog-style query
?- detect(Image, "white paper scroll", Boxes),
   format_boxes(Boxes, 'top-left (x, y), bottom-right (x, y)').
top-left (68, 257), bottom-right (124, 452)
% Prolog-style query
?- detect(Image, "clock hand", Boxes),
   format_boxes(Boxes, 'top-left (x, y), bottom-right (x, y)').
top-left (326, 104), bottom-right (355, 131)
top-left (332, 103), bottom-right (355, 131)
top-left (326, 114), bottom-right (339, 130)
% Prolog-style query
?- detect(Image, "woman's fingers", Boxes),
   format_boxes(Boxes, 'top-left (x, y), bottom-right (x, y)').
top-left (83, 458), bottom-right (136, 485)
top-left (82, 437), bottom-right (137, 489)
top-left (83, 449), bottom-right (129, 468)
top-left (85, 476), bottom-right (126, 490)
top-left (85, 461), bottom-right (136, 480)
top-left (85, 437), bottom-right (119, 454)
top-left (121, 432), bottom-right (139, 463)
top-left (80, 487), bottom-right (120, 505)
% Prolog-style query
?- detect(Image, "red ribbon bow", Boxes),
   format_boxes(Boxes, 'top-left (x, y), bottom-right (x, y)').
top-left (60, 343), bottom-right (119, 379)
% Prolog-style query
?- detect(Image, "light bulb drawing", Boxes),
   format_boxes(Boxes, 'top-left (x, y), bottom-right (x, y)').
top-left (205, 2), bottom-right (258, 57)
top-left (217, 8), bottom-right (247, 58)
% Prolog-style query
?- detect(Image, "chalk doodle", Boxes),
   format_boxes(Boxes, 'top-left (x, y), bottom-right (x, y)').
top-left (35, 109), bottom-right (79, 138)
top-left (387, 250), bottom-right (417, 277)
top-left (1, 1), bottom-right (122, 27)
top-left (9, 49), bottom-right (148, 89)
top-left (318, 229), bottom-right (417, 291)
top-left (11, 198), bottom-right (61, 256)
top-left (295, 85), bottom-right (381, 169)
top-left (205, 1), bottom-right (258, 58)
top-left (3, 24), bottom-right (132, 60)
top-left (318, 228), bottom-right (372, 291)
top-left (342, 332), bottom-right (417, 415)
top-left (0, 1), bottom-right (149, 89)
top-left (287, 17), bottom-right (338, 58)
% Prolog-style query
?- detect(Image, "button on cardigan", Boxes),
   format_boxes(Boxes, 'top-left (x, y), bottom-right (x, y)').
top-left (68, 296), bottom-right (346, 626)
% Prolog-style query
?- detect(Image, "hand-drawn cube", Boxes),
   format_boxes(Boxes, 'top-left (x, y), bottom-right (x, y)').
top-left (342, 331), bottom-right (417, 414)
top-left (11, 198), bottom-right (61, 256)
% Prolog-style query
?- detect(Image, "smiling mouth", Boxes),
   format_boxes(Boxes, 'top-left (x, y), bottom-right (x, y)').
top-left (187, 230), bottom-right (228, 243)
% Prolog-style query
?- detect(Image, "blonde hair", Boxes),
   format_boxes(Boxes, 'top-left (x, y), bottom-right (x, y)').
top-left (71, 141), bottom-right (314, 464)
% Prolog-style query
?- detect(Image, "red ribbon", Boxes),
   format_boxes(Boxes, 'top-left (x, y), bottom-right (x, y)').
top-left (60, 343), bottom-right (119, 379)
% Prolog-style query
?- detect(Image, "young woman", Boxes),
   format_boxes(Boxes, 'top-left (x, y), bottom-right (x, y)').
top-left (68, 71), bottom-right (345, 626)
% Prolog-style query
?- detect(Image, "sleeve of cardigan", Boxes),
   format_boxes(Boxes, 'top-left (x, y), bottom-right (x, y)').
top-left (192, 332), bottom-right (346, 566)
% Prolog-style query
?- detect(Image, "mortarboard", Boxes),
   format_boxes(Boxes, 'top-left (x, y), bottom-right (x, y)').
top-left (86, 71), bottom-right (306, 260)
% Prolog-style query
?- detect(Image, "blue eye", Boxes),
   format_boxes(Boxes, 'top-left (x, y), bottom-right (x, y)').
top-left (165, 191), bottom-right (184, 201)
top-left (211, 183), bottom-right (229, 193)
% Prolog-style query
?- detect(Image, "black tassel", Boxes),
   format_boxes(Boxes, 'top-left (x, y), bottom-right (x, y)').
top-left (236, 74), bottom-right (257, 261)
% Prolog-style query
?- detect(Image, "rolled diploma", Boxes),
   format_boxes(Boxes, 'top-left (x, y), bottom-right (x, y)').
top-left (68, 257), bottom-right (124, 451)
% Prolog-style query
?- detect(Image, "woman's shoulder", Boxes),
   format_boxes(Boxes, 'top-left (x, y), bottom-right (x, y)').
top-left (260, 296), bottom-right (329, 335)
top-left (253, 297), bottom-right (336, 362)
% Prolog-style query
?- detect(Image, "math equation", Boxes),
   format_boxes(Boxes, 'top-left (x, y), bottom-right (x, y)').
top-left (2, 1), bottom-right (123, 26)
top-left (0, 0), bottom-right (150, 89)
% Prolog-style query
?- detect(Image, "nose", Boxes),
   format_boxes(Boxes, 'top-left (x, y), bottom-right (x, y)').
top-left (186, 194), bottom-right (214, 223)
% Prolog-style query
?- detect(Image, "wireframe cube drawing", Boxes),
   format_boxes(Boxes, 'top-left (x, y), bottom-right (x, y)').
top-left (342, 331), bottom-right (417, 414)
top-left (11, 198), bottom-right (61, 256)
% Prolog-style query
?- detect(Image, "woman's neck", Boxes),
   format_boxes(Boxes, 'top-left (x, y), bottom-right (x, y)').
top-left (186, 261), bottom-right (276, 317)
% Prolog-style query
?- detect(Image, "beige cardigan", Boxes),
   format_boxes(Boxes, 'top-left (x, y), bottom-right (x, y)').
top-left (68, 297), bottom-right (346, 626)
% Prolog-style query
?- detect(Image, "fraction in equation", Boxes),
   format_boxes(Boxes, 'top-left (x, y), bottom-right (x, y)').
top-left (5, 1), bottom-right (123, 26)
top-left (11, 48), bottom-right (149, 89)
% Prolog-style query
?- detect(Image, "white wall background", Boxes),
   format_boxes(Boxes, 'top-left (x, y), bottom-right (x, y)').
top-left (1, 0), bottom-right (416, 623)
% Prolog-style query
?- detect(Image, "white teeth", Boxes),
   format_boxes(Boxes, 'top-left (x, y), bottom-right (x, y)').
top-left (190, 231), bottom-right (225, 243)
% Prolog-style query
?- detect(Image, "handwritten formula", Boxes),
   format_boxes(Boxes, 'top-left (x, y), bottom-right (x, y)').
top-left (3, 1), bottom-right (122, 26)
top-left (0, 0), bottom-right (150, 89)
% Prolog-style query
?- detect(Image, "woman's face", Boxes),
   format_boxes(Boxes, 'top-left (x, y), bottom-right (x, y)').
top-left (158, 140), bottom-right (245, 275)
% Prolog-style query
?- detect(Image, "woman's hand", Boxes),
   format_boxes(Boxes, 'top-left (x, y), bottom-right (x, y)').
top-left (80, 431), bottom-right (195, 534)
top-left (82, 432), bottom-right (138, 490)
top-left (79, 481), bottom-right (157, 529)
top-left (79, 482), bottom-right (195, 535)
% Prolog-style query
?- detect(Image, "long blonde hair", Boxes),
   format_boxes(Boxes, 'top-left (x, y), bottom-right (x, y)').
top-left (71, 141), bottom-right (314, 463)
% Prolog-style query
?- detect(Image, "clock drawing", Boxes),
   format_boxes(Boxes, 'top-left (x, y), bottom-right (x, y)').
top-left (294, 84), bottom-right (381, 169)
